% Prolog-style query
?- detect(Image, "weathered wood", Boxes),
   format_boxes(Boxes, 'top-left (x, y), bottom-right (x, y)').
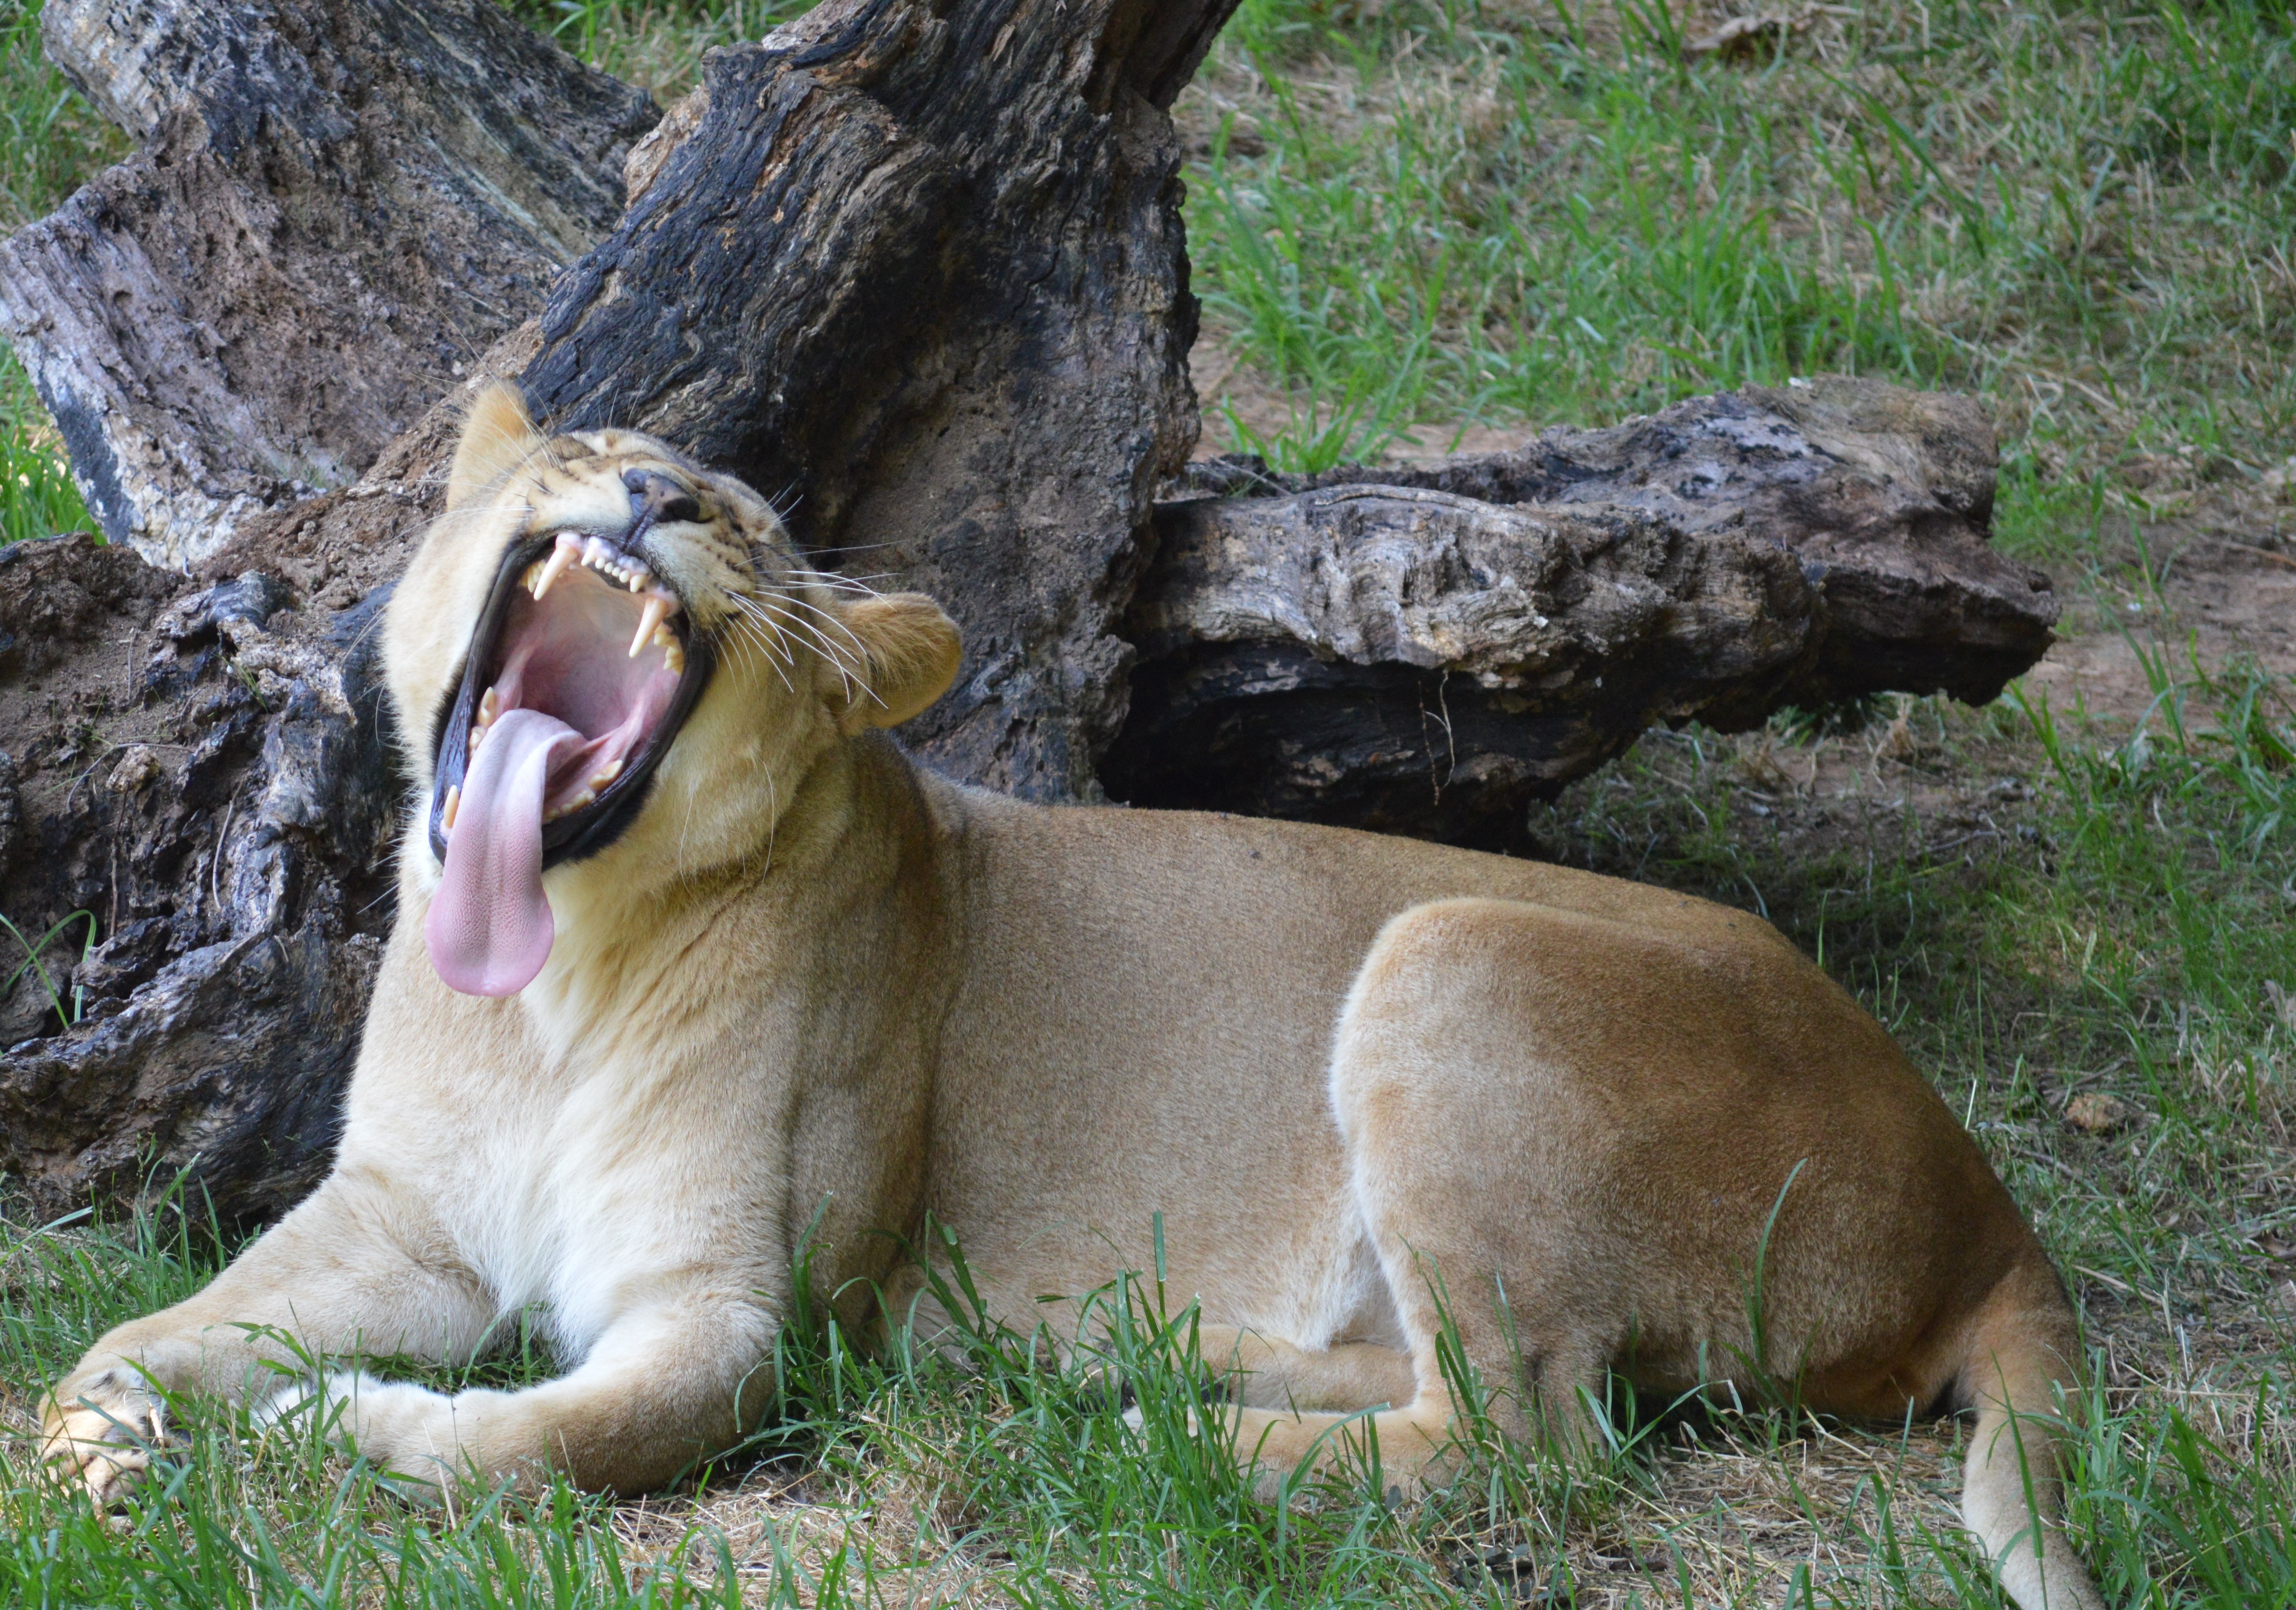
top-left (1105, 377), bottom-right (2055, 844)
top-left (0, 0), bottom-right (656, 569)
top-left (0, 538), bottom-right (397, 1222)
top-left (240, 0), bottom-right (1229, 801)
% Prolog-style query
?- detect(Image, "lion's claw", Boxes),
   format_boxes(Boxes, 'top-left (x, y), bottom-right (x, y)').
top-left (41, 1372), bottom-right (176, 1508)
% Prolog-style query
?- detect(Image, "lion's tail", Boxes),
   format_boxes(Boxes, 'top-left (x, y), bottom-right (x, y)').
top-left (1955, 1258), bottom-right (2106, 1610)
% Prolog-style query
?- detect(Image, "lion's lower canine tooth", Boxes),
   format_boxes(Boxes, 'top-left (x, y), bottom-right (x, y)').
top-left (441, 785), bottom-right (460, 833)
top-left (630, 596), bottom-right (671, 658)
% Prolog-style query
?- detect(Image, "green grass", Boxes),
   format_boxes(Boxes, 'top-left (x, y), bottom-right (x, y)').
top-left (6, 0), bottom-right (2296, 1604)
top-left (1185, 0), bottom-right (2296, 475)
top-left (497, 0), bottom-right (818, 100)
top-left (0, 0), bottom-right (119, 544)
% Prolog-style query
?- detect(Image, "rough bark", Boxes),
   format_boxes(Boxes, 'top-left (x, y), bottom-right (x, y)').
top-left (0, 0), bottom-right (2053, 1223)
top-left (207, 0), bottom-right (1232, 801)
top-left (1104, 376), bottom-right (2055, 844)
top-left (0, 538), bottom-right (396, 1222)
top-left (0, 0), bottom-right (656, 570)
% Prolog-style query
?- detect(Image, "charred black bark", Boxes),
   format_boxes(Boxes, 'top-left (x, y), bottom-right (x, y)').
top-left (0, 538), bottom-right (397, 1221)
top-left (514, 0), bottom-right (1224, 799)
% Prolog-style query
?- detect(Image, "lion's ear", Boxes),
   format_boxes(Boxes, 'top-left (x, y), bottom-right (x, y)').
top-left (446, 382), bottom-right (545, 512)
top-left (838, 594), bottom-right (961, 731)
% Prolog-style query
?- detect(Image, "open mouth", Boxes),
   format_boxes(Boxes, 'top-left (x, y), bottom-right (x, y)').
top-left (422, 529), bottom-right (714, 996)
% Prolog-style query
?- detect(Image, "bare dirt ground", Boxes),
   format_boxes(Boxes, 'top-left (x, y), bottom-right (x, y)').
top-left (2024, 526), bottom-right (2296, 721)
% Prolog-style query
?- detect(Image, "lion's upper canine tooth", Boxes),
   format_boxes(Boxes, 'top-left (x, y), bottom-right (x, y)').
top-left (533, 536), bottom-right (580, 600)
top-left (441, 784), bottom-right (460, 833)
top-left (630, 594), bottom-right (674, 658)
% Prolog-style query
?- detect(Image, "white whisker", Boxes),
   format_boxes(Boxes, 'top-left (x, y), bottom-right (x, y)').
top-left (745, 596), bottom-right (861, 697)
top-left (733, 619), bottom-right (795, 693)
top-left (771, 589), bottom-right (872, 656)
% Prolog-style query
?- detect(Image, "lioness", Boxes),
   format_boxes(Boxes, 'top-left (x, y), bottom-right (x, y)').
top-left (47, 384), bottom-right (2101, 1610)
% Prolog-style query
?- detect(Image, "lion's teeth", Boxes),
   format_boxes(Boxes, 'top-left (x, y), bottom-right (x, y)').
top-left (541, 784), bottom-right (599, 826)
top-left (630, 596), bottom-right (671, 658)
top-left (589, 759), bottom-right (623, 789)
top-left (441, 784), bottom-right (460, 833)
top-left (663, 641), bottom-right (685, 677)
top-left (533, 539), bottom-right (578, 600)
top-left (521, 561), bottom-right (543, 596)
top-left (470, 687), bottom-right (499, 753)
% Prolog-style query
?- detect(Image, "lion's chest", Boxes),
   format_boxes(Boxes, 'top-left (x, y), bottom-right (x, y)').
top-left (422, 1058), bottom-right (744, 1357)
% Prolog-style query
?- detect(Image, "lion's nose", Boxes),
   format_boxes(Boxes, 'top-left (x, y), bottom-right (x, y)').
top-left (623, 467), bottom-right (702, 527)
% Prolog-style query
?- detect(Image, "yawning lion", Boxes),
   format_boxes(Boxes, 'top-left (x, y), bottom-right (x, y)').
top-left (46, 384), bottom-right (2102, 1610)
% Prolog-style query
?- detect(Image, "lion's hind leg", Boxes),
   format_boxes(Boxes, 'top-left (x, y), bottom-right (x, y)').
top-left (1233, 897), bottom-right (1645, 1502)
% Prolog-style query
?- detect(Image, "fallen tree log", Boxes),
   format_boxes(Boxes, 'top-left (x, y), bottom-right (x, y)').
top-left (0, 376), bottom-right (2051, 1218)
top-left (0, 538), bottom-right (397, 1221)
top-left (0, 0), bottom-right (2053, 1223)
top-left (1106, 376), bottom-right (2054, 845)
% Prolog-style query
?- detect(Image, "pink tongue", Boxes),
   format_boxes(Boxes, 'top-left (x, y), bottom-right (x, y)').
top-left (424, 706), bottom-right (586, 997)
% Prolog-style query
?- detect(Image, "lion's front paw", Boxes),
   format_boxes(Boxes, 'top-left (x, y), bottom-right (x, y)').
top-left (41, 1363), bottom-right (177, 1507)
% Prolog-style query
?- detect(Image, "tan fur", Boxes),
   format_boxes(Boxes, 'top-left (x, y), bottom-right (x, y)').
top-left (45, 387), bottom-right (2101, 1609)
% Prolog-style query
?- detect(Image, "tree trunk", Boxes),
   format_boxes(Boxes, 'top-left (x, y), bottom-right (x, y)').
top-left (0, 0), bottom-right (2052, 1223)
top-left (0, 539), bottom-right (398, 1222)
